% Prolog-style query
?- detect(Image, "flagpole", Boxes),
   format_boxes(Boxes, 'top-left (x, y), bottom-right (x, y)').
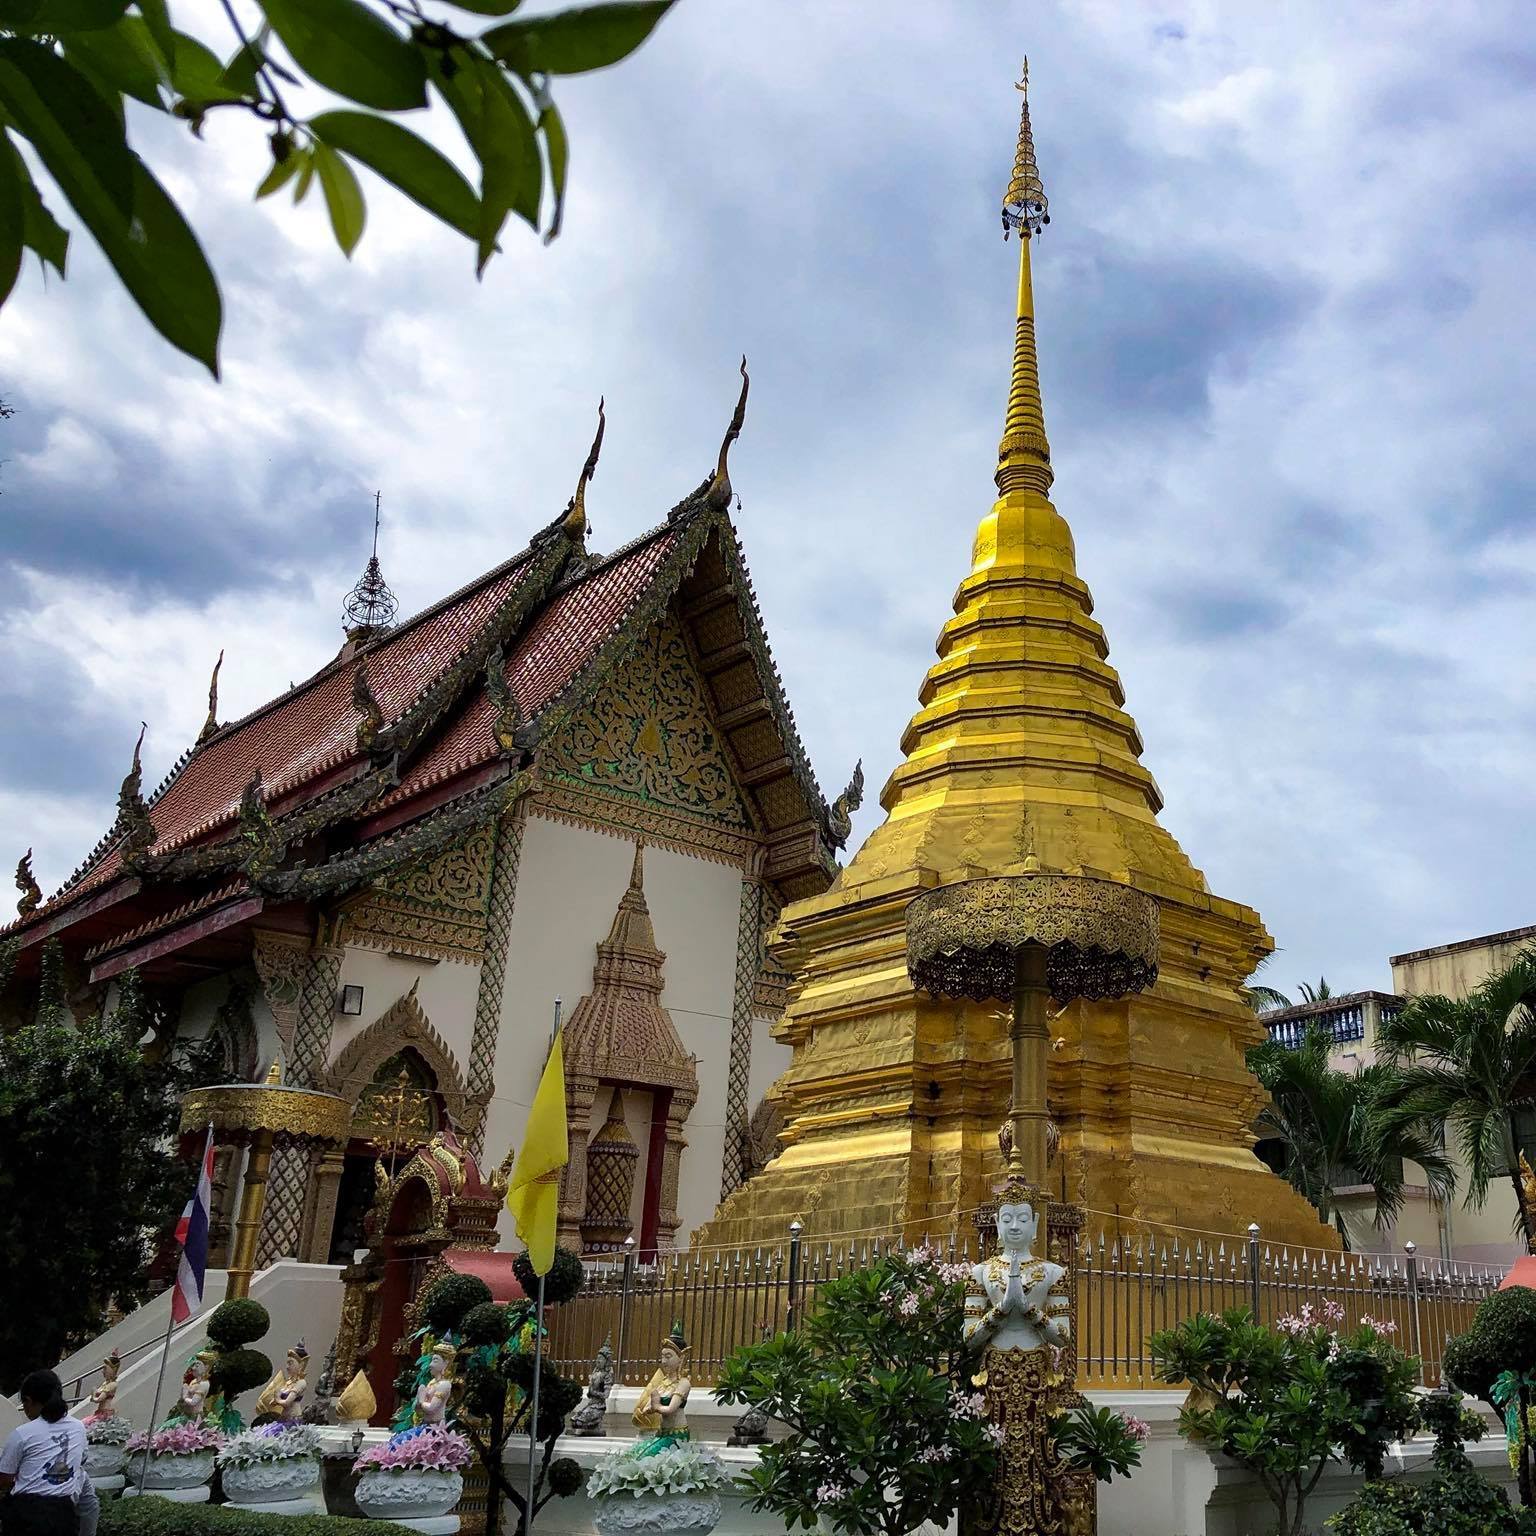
top-left (524, 998), bottom-right (560, 1533)
top-left (135, 1127), bottom-right (212, 1496)
top-left (134, 1296), bottom-right (181, 1496)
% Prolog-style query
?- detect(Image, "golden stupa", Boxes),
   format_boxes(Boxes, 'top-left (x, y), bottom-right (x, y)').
top-left (702, 67), bottom-right (1333, 1252)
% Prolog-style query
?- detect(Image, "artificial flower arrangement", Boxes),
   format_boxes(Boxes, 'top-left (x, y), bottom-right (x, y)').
top-left (586, 1441), bottom-right (729, 1500)
top-left (217, 1423), bottom-right (323, 1470)
top-left (125, 1422), bottom-right (225, 1458)
top-left (85, 1416), bottom-right (133, 1448)
top-left (353, 1425), bottom-right (474, 1475)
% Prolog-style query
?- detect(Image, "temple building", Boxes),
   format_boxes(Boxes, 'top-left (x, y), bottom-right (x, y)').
top-left (1, 379), bottom-right (850, 1265)
top-left (699, 71), bottom-right (1334, 1251)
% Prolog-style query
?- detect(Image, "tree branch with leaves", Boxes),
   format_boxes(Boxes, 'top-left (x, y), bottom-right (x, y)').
top-left (0, 0), bottom-right (674, 374)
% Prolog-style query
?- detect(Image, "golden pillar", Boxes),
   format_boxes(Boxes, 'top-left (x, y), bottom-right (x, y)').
top-left (181, 1062), bottom-right (351, 1301)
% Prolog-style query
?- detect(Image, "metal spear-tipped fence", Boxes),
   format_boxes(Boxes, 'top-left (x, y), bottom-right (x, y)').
top-left (545, 1223), bottom-right (1502, 1392)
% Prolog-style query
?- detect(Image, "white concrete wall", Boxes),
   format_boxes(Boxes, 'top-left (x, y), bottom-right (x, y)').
top-left (486, 813), bottom-right (745, 1243)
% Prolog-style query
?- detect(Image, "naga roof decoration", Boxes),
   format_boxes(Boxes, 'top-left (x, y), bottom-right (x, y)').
top-left (4, 415), bottom-right (836, 967)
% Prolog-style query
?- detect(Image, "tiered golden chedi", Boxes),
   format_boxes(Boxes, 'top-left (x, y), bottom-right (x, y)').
top-left (703, 71), bottom-right (1334, 1251)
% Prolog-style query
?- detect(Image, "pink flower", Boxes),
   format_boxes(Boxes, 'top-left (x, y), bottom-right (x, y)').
top-left (1322, 1300), bottom-right (1346, 1326)
top-left (1276, 1314), bottom-right (1306, 1336)
top-left (126, 1423), bottom-right (223, 1457)
top-left (938, 1262), bottom-right (971, 1285)
top-left (987, 1424), bottom-right (1006, 1448)
top-left (917, 1446), bottom-right (952, 1464)
top-left (949, 1388), bottom-right (988, 1421)
top-left (816, 1482), bottom-right (848, 1502)
top-left (354, 1425), bottom-right (473, 1474)
top-left (1122, 1416), bottom-right (1151, 1444)
top-left (899, 1294), bottom-right (920, 1317)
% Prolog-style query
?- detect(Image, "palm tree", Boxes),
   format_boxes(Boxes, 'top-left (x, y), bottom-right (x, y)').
top-left (1372, 949), bottom-right (1536, 1246)
top-left (1243, 961), bottom-right (1334, 1015)
top-left (1247, 1025), bottom-right (1457, 1247)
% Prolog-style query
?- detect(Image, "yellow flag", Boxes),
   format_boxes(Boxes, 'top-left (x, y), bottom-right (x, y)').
top-left (506, 1027), bottom-right (568, 1276)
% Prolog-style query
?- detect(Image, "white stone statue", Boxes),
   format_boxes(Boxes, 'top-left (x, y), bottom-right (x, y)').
top-left (413, 1341), bottom-right (455, 1427)
top-left (962, 1185), bottom-right (1070, 1354)
top-left (177, 1353), bottom-right (214, 1421)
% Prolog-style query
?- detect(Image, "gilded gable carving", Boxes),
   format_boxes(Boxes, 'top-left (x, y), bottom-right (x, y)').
top-left (542, 614), bottom-right (749, 830)
top-left (334, 822), bottom-right (495, 964)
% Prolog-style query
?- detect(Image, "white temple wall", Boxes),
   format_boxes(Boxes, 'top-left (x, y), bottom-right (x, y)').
top-left (326, 944), bottom-right (481, 1085)
top-left (486, 811), bottom-right (745, 1243)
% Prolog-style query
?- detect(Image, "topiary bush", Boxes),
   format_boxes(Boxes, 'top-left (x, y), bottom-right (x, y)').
top-left (211, 1346), bottom-right (274, 1402)
top-left (416, 1273), bottom-right (492, 1337)
top-left (1442, 1285), bottom-right (1536, 1508)
top-left (101, 1492), bottom-right (414, 1536)
top-left (461, 1301), bottom-right (512, 1348)
top-left (512, 1245), bottom-right (583, 1306)
top-left (205, 1299), bottom-right (270, 1350)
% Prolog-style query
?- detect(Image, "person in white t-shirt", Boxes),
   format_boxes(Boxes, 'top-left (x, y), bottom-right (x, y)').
top-left (0, 1371), bottom-right (84, 1536)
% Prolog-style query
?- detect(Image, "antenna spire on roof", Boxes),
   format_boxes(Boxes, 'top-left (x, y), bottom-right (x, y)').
top-left (343, 491), bottom-right (399, 637)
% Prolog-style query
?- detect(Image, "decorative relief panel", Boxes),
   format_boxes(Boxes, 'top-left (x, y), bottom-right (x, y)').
top-left (335, 822), bottom-right (495, 964)
top-left (542, 614), bottom-right (750, 831)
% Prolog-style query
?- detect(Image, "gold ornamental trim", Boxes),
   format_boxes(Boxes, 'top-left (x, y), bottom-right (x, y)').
top-left (180, 1082), bottom-right (352, 1141)
top-left (906, 872), bottom-right (1158, 1004)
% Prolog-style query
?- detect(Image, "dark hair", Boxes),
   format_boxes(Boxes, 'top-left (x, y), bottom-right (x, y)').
top-left (19, 1369), bottom-right (67, 1422)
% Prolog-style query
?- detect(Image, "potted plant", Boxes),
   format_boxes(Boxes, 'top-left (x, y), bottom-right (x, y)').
top-left (83, 1415), bottom-right (133, 1481)
top-left (217, 1422), bottom-right (324, 1506)
top-left (587, 1440), bottom-right (730, 1536)
top-left (353, 1423), bottom-right (475, 1521)
top-left (125, 1421), bottom-right (225, 1492)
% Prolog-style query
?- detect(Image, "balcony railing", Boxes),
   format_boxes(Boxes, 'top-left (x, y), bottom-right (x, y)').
top-left (1263, 992), bottom-right (1403, 1052)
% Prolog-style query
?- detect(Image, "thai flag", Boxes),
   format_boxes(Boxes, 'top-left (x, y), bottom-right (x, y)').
top-left (171, 1130), bottom-right (216, 1324)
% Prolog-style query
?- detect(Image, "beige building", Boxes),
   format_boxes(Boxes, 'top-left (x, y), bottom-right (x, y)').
top-left (1260, 922), bottom-right (1535, 1264)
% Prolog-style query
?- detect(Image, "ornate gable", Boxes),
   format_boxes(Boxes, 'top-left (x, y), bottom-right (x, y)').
top-left (540, 610), bottom-right (751, 846)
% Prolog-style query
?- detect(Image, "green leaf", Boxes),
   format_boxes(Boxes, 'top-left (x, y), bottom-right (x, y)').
top-left (0, 39), bottom-right (134, 220)
top-left (482, 1), bottom-right (673, 76)
top-left (0, 132), bottom-right (23, 305)
top-left (65, 17), bottom-right (167, 108)
top-left (168, 31), bottom-right (241, 103)
top-left (136, 0), bottom-right (175, 73)
top-left (292, 147), bottom-right (316, 204)
top-left (309, 109), bottom-right (478, 238)
top-left (313, 141), bottom-right (365, 256)
top-left (538, 95), bottom-right (566, 243)
top-left (447, 0), bottom-right (524, 13)
top-left (218, 38), bottom-right (264, 99)
top-left (261, 0), bottom-right (427, 111)
top-left (5, 136), bottom-right (68, 274)
top-left (10, 0), bottom-right (128, 32)
top-left (254, 144), bottom-right (301, 199)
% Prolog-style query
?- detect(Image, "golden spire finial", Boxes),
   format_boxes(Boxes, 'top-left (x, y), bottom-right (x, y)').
top-left (706, 356), bottom-right (749, 510)
top-left (995, 59), bottom-right (1053, 500)
top-left (198, 650), bottom-right (224, 745)
top-left (563, 397), bottom-right (605, 542)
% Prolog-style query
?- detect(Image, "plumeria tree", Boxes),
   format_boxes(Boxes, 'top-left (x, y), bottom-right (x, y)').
top-left (1151, 1304), bottom-right (1420, 1536)
top-left (717, 1246), bottom-right (1001, 1536)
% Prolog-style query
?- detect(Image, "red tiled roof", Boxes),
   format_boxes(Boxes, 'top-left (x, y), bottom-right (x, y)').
top-left (33, 547), bottom-right (543, 916)
top-left (380, 525), bottom-right (680, 807)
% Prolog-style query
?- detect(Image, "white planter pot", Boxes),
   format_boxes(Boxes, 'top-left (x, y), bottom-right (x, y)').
top-left (84, 1444), bottom-right (128, 1479)
top-left (129, 1450), bottom-right (217, 1490)
top-left (222, 1456), bottom-right (323, 1504)
top-left (355, 1468), bottom-right (464, 1521)
top-left (592, 1492), bottom-right (723, 1536)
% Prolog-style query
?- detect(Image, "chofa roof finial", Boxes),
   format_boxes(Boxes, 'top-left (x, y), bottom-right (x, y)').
top-left (15, 848), bottom-right (42, 917)
top-left (706, 356), bottom-right (749, 510)
top-left (563, 397), bottom-right (606, 544)
top-left (198, 650), bottom-right (224, 745)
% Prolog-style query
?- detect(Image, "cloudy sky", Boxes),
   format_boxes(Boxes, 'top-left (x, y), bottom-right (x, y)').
top-left (2, 1), bottom-right (1533, 997)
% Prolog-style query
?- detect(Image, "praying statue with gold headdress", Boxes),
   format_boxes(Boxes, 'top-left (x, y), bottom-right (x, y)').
top-left (629, 1321), bottom-right (691, 1458)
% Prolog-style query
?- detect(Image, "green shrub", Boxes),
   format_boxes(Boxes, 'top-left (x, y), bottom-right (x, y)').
top-left (511, 1246), bottom-right (584, 1307)
top-left (460, 1301), bottom-right (512, 1347)
top-left (211, 1346), bottom-right (273, 1401)
top-left (205, 1300), bottom-right (270, 1350)
top-left (1443, 1287), bottom-right (1536, 1404)
top-left (415, 1273), bottom-right (492, 1336)
top-left (101, 1492), bottom-right (413, 1536)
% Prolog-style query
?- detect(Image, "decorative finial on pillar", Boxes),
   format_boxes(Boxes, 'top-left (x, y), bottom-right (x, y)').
top-left (198, 650), bottom-right (224, 745)
top-left (343, 492), bottom-right (399, 637)
top-left (628, 839), bottom-right (645, 891)
top-left (995, 60), bottom-right (1053, 500)
top-left (562, 398), bottom-right (605, 544)
top-left (15, 848), bottom-right (42, 916)
top-left (706, 356), bottom-right (750, 510)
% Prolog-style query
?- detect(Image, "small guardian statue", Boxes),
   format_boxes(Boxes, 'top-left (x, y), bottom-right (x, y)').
top-left (255, 1339), bottom-right (310, 1423)
top-left (85, 1351), bottom-right (122, 1423)
top-left (568, 1337), bottom-right (614, 1437)
top-left (630, 1321), bottom-right (691, 1457)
